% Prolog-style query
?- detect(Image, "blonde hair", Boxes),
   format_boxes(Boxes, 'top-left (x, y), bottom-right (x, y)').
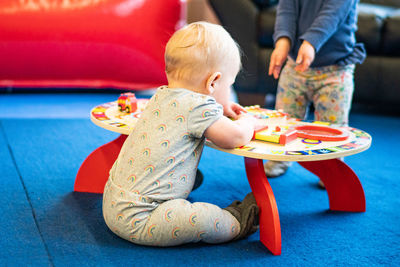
top-left (165, 21), bottom-right (241, 83)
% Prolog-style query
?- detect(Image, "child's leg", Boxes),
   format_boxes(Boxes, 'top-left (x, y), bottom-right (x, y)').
top-left (133, 199), bottom-right (240, 246)
top-left (265, 59), bottom-right (309, 177)
top-left (312, 64), bottom-right (355, 125)
top-left (312, 64), bottom-right (355, 188)
top-left (275, 59), bottom-right (309, 119)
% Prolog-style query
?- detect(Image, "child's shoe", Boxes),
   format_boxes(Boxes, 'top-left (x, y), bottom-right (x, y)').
top-left (224, 193), bottom-right (259, 240)
top-left (264, 160), bottom-right (292, 177)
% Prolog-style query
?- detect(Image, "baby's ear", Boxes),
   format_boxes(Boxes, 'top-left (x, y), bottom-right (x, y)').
top-left (205, 72), bottom-right (221, 94)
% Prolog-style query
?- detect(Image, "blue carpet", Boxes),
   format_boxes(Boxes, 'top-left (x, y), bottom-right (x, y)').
top-left (0, 93), bottom-right (399, 266)
top-left (0, 121), bottom-right (49, 266)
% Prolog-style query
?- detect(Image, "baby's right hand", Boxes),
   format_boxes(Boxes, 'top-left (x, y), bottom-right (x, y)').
top-left (238, 113), bottom-right (264, 131)
top-left (269, 37), bottom-right (291, 79)
top-left (237, 112), bottom-right (257, 123)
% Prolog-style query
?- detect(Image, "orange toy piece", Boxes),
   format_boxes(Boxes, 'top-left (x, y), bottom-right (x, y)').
top-left (294, 125), bottom-right (349, 141)
top-left (118, 93), bottom-right (137, 113)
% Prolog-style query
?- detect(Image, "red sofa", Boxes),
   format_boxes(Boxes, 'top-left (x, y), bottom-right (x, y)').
top-left (0, 0), bottom-right (185, 90)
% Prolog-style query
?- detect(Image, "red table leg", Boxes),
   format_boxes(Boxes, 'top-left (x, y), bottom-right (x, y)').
top-left (299, 159), bottom-right (366, 212)
top-left (244, 157), bottom-right (281, 255)
top-left (74, 134), bottom-right (127, 194)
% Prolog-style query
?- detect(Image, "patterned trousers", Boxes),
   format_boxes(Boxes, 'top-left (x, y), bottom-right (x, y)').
top-left (276, 58), bottom-right (355, 125)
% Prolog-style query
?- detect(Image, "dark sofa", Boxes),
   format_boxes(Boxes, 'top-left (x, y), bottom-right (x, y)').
top-left (209, 0), bottom-right (400, 114)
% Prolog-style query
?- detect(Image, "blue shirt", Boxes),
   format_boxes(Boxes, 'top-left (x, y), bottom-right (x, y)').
top-left (273, 0), bottom-right (366, 67)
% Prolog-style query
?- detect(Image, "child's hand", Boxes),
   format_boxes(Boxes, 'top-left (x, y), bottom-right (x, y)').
top-left (237, 113), bottom-right (266, 135)
top-left (237, 112), bottom-right (264, 130)
top-left (223, 102), bottom-right (246, 120)
top-left (295, 40), bottom-right (315, 72)
top-left (205, 111), bottom-right (257, 149)
top-left (269, 37), bottom-right (291, 79)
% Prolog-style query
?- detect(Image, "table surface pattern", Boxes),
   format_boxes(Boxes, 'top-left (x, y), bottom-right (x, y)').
top-left (90, 100), bottom-right (372, 161)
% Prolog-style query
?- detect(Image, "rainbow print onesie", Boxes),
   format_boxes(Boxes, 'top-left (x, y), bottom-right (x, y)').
top-left (102, 86), bottom-right (240, 246)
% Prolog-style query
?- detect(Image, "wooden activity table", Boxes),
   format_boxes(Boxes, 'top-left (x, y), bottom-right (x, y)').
top-left (75, 100), bottom-right (372, 255)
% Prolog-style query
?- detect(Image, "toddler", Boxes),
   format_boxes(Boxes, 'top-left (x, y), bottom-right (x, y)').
top-left (102, 22), bottom-right (260, 246)
top-left (265, 0), bottom-right (366, 182)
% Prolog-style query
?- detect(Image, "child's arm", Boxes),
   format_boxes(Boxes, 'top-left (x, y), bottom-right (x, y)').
top-left (300, 0), bottom-right (355, 55)
top-left (295, 0), bottom-right (354, 71)
top-left (269, 37), bottom-right (291, 79)
top-left (204, 114), bottom-right (257, 149)
top-left (273, 0), bottom-right (297, 48)
top-left (269, 0), bottom-right (297, 79)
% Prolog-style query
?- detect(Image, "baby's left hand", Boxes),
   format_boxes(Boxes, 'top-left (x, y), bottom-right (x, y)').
top-left (295, 40), bottom-right (315, 72)
top-left (224, 102), bottom-right (246, 120)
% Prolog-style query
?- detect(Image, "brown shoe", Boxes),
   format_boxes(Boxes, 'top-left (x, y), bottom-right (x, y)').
top-left (224, 193), bottom-right (259, 240)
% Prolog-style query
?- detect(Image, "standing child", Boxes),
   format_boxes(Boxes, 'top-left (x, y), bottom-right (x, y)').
top-left (265, 0), bottom-right (366, 183)
top-left (103, 22), bottom-right (260, 246)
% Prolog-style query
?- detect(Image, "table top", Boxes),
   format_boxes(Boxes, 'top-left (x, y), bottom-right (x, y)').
top-left (91, 100), bottom-right (372, 162)
top-left (91, 99), bottom-right (148, 135)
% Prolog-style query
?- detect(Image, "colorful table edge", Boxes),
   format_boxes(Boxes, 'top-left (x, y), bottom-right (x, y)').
top-left (90, 101), bottom-right (373, 162)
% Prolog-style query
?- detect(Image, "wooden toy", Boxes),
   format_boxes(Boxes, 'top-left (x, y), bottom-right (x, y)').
top-left (245, 105), bottom-right (297, 144)
top-left (118, 93), bottom-right (138, 113)
top-left (245, 105), bottom-right (349, 144)
top-left (294, 125), bottom-right (349, 141)
top-left (244, 105), bottom-right (288, 123)
top-left (254, 126), bottom-right (298, 145)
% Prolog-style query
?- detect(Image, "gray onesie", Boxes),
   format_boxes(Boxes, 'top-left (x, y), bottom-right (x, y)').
top-left (102, 86), bottom-right (240, 246)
